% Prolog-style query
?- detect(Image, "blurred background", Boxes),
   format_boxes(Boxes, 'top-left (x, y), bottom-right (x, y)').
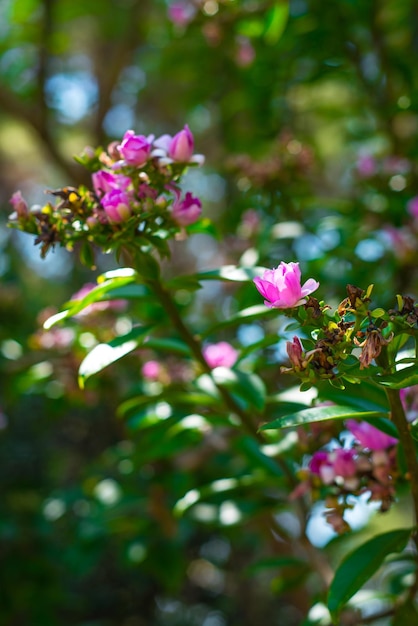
top-left (1, 0), bottom-right (418, 624)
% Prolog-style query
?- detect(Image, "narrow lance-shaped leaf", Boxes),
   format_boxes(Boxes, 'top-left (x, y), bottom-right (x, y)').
top-left (44, 271), bottom-right (139, 329)
top-left (328, 528), bottom-right (413, 618)
top-left (375, 365), bottom-right (418, 389)
top-left (78, 325), bottom-right (154, 387)
top-left (259, 405), bottom-right (389, 431)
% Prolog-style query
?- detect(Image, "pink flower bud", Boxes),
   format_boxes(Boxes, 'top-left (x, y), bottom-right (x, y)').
top-left (253, 262), bottom-right (319, 309)
top-left (101, 189), bottom-right (132, 223)
top-left (9, 190), bottom-right (29, 218)
top-left (286, 336), bottom-right (303, 368)
top-left (92, 170), bottom-right (131, 196)
top-left (203, 342), bottom-right (238, 369)
top-left (117, 130), bottom-right (152, 167)
top-left (346, 419), bottom-right (398, 451)
top-left (168, 125), bottom-right (194, 162)
top-left (172, 191), bottom-right (202, 226)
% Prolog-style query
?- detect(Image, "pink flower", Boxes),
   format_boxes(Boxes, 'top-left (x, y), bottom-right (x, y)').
top-left (142, 360), bottom-right (162, 381)
top-left (332, 449), bottom-right (357, 478)
top-left (346, 420), bottom-right (398, 451)
top-left (235, 36), bottom-right (256, 67)
top-left (117, 130), bottom-right (152, 167)
top-left (309, 451), bottom-right (335, 485)
top-left (9, 190), bottom-right (29, 218)
top-left (253, 262), bottom-right (319, 309)
top-left (172, 191), bottom-right (202, 226)
top-left (92, 170), bottom-right (131, 197)
top-left (168, 1), bottom-right (196, 26)
top-left (356, 155), bottom-right (377, 178)
top-left (203, 342), bottom-right (238, 369)
top-left (101, 189), bottom-right (132, 222)
top-left (407, 196), bottom-right (418, 219)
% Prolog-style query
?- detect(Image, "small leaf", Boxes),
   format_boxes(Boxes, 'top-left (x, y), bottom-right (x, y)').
top-left (78, 325), bottom-right (154, 387)
top-left (328, 528), bottom-right (412, 618)
top-left (211, 367), bottom-right (266, 410)
top-left (264, 2), bottom-right (289, 44)
top-left (376, 365), bottom-right (418, 389)
top-left (259, 405), bottom-right (389, 431)
top-left (201, 304), bottom-right (276, 338)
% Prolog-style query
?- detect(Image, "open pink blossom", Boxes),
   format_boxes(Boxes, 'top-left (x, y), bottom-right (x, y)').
top-left (203, 342), bottom-right (238, 369)
top-left (117, 131), bottom-right (152, 167)
top-left (346, 419), bottom-right (398, 451)
top-left (92, 170), bottom-right (131, 197)
top-left (253, 262), bottom-right (319, 309)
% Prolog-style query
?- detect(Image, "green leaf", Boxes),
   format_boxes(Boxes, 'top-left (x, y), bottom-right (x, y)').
top-left (259, 405), bottom-right (389, 431)
top-left (327, 528), bottom-right (412, 618)
top-left (196, 265), bottom-right (267, 283)
top-left (43, 272), bottom-right (139, 329)
top-left (78, 325), bottom-right (154, 387)
top-left (264, 2), bottom-right (289, 45)
top-left (376, 365), bottom-right (418, 389)
top-left (237, 437), bottom-right (283, 477)
top-left (141, 337), bottom-right (192, 357)
top-left (201, 304), bottom-right (276, 338)
top-left (211, 367), bottom-right (266, 410)
top-left (248, 555), bottom-right (308, 574)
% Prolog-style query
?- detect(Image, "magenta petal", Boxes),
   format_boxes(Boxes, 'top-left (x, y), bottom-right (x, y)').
top-left (301, 278), bottom-right (320, 297)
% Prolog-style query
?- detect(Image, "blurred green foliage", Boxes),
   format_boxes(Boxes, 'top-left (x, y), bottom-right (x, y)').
top-left (2, 0), bottom-right (418, 624)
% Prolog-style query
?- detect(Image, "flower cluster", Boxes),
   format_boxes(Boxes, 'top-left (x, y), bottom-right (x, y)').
top-left (298, 420), bottom-right (399, 533)
top-left (253, 262), bottom-right (418, 388)
top-left (8, 126), bottom-right (204, 263)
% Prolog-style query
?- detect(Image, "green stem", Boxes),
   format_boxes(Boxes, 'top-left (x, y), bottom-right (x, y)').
top-left (385, 387), bottom-right (418, 530)
top-left (147, 276), bottom-right (261, 438)
top-left (146, 273), bottom-right (332, 589)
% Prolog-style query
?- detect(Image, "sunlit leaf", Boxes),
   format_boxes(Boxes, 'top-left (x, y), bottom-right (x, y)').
top-left (264, 2), bottom-right (289, 44)
top-left (328, 529), bottom-right (412, 618)
top-left (376, 365), bottom-right (418, 389)
top-left (78, 325), bottom-right (154, 387)
top-left (196, 265), bottom-right (267, 283)
top-left (259, 405), bottom-right (389, 431)
top-left (43, 273), bottom-right (139, 328)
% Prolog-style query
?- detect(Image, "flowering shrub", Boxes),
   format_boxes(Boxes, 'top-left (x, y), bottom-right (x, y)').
top-left (9, 125), bottom-right (418, 625)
